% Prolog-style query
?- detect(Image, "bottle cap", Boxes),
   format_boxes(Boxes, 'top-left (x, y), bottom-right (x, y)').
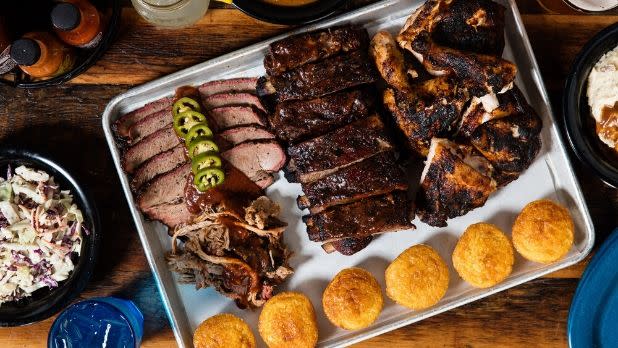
top-left (51, 3), bottom-right (81, 31)
top-left (10, 39), bottom-right (41, 66)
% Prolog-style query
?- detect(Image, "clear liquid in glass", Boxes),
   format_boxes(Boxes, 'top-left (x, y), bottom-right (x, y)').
top-left (131, 0), bottom-right (211, 28)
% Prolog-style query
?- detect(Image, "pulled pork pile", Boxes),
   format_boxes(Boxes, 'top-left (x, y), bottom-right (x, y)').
top-left (166, 196), bottom-right (293, 308)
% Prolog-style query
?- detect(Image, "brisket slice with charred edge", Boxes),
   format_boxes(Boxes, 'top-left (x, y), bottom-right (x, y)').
top-left (144, 201), bottom-right (194, 230)
top-left (131, 145), bottom-right (187, 192)
top-left (322, 236), bottom-right (374, 256)
top-left (122, 127), bottom-right (181, 174)
top-left (269, 88), bottom-right (375, 144)
top-left (297, 152), bottom-right (408, 214)
top-left (264, 25), bottom-right (369, 76)
top-left (221, 141), bottom-right (286, 188)
top-left (257, 50), bottom-right (378, 105)
top-left (114, 97), bottom-right (173, 139)
top-left (137, 163), bottom-right (192, 211)
top-left (201, 93), bottom-right (266, 112)
top-left (303, 192), bottom-right (414, 243)
top-left (215, 125), bottom-right (276, 151)
top-left (209, 106), bottom-right (268, 131)
top-left (286, 115), bottom-right (393, 184)
top-left (128, 109), bottom-right (173, 144)
top-left (198, 78), bottom-right (258, 97)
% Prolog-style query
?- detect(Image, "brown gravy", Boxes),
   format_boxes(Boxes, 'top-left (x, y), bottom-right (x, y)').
top-left (262, 0), bottom-right (318, 6)
top-left (597, 102), bottom-right (618, 151)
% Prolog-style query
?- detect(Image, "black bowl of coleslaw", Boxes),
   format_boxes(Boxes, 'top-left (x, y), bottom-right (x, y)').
top-left (0, 149), bottom-right (99, 327)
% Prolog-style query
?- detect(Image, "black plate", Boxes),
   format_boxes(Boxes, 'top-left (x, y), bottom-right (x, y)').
top-left (563, 22), bottom-right (618, 188)
top-left (0, 149), bottom-right (100, 326)
top-left (233, 0), bottom-right (347, 25)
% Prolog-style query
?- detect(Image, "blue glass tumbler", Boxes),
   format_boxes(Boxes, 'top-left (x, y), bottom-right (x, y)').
top-left (48, 297), bottom-right (144, 348)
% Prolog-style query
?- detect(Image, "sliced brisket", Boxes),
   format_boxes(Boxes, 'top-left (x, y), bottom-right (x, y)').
top-left (209, 106), bottom-right (267, 131)
top-left (257, 50), bottom-right (378, 104)
top-left (143, 201), bottom-right (193, 230)
top-left (304, 192), bottom-right (414, 243)
top-left (122, 127), bottom-right (181, 173)
top-left (198, 78), bottom-right (258, 97)
top-left (131, 145), bottom-right (187, 191)
top-left (114, 97), bottom-right (173, 139)
top-left (269, 88), bottom-right (374, 144)
top-left (221, 141), bottom-right (286, 188)
top-left (297, 152), bottom-right (408, 214)
top-left (287, 115), bottom-right (393, 183)
top-left (128, 109), bottom-right (173, 144)
top-left (264, 26), bottom-right (369, 76)
top-left (201, 93), bottom-right (266, 112)
top-left (216, 126), bottom-right (276, 151)
top-left (137, 163), bottom-right (191, 211)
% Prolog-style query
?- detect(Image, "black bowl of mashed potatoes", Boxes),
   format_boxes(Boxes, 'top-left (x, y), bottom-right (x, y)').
top-left (564, 22), bottom-right (618, 188)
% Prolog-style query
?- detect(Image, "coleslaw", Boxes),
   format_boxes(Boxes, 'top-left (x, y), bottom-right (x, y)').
top-left (0, 165), bottom-right (84, 305)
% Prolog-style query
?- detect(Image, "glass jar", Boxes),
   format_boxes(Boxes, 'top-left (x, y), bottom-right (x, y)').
top-left (131, 0), bottom-right (211, 28)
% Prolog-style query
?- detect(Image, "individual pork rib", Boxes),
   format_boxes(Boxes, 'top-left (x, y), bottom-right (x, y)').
top-left (201, 93), bottom-right (266, 112)
top-left (143, 201), bottom-right (193, 230)
top-left (122, 127), bottom-right (181, 173)
top-left (322, 236), bottom-right (374, 256)
top-left (131, 145), bottom-right (187, 192)
top-left (286, 115), bottom-right (394, 184)
top-left (304, 192), bottom-right (414, 243)
top-left (221, 141), bottom-right (286, 188)
top-left (297, 152), bottom-right (408, 214)
top-left (209, 106), bottom-right (267, 131)
top-left (137, 163), bottom-right (191, 211)
top-left (114, 97), bottom-right (173, 139)
top-left (128, 109), bottom-right (172, 144)
top-left (417, 138), bottom-right (497, 227)
top-left (257, 50), bottom-right (378, 104)
top-left (269, 88), bottom-right (374, 144)
top-left (264, 25), bottom-right (369, 76)
top-left (198, 78), bottom-right (258, 97)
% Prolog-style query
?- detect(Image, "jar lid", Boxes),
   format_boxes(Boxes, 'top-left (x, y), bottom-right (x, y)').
top-left (51, 3), bottom-right (81, 31)
top-left (10, 39), bottom-right (41, 66)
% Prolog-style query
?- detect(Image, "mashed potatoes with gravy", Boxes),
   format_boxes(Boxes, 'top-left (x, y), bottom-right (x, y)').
top-left (587, 45), bottom-right (618, 151)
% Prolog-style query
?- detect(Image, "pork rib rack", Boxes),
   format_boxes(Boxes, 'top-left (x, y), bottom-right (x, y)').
top-left (260, 25), bottom-right (416, 255)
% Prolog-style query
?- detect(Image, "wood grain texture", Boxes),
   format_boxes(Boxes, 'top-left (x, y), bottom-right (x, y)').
top-left (0, 0), bottom-right (616, 347)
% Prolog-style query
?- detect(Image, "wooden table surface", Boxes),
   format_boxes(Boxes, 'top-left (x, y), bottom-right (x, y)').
top-left (1, 0), bottom-right (617, 347)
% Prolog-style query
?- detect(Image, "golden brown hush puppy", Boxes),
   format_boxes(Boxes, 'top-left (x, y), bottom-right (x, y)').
top-left (322, 267), bottom-right (383, 330)
top-left (258, 292), bottom-right (318, 348)
top-left (452, 223), bottom-right (514, 288)
top-left (512, 199), bottom-right (574, 263)
top-left (193, 313), bottom-right (255, 348)
top-left (385, 244), bottom-right (449, 310)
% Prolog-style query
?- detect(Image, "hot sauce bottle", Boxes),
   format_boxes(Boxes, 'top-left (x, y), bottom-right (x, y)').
top-left (51, 0), bottom-right (104, 49)
top-left (9, 32), bottom-right (75, 79)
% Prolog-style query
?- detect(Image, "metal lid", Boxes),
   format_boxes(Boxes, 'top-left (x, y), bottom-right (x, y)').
top-left (10, 38), bottom-right (41, 66)
top-left (51, 3), bottom-right (81, 31)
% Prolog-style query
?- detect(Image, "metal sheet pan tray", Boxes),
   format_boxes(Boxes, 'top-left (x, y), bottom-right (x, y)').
top-left (102, 0), bottom-right (595, 346)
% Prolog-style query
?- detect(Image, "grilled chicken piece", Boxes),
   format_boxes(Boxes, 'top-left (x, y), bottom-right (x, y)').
top-left (383, 76), bottom-right (469, 156)
top-left (433, 0), bottom-right (506, 55)
top-left (397, 0), bottom-right (515, 96)
top-left (370, 31), bottom-right (412, 91)
top-left (417, 138), bottom-right (497, 227)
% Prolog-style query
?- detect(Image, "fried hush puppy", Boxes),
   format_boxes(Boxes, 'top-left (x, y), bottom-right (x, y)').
top-left (385, 244), bottom-right (449, 310)
top-left (452, 223), bottom-right (514, 288)
top-left (193, 313), bottom-right (255, 348)
top-left (258, 292), bottom-right (318, 348)
top-left (322, 267), bottom-right (383, 330)
top-left (512, 199), bottom-right (574, 263)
